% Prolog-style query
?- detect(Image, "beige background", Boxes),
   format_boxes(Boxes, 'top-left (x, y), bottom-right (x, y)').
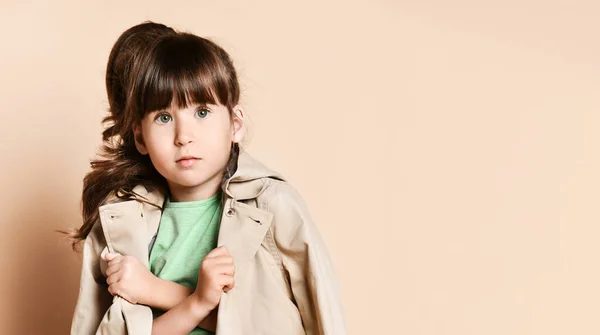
top-left (1, 0), bottom-right (599, 334)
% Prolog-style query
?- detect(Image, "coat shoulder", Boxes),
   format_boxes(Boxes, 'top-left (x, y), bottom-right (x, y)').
top-left (256, 178), bottom-right (316, 242)
top-left (260, 178), bottom-right (308, 212)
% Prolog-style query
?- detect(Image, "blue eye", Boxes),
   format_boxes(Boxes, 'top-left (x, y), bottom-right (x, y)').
top-left (195, 107), bottom-right (210, 118)
top-left (155, 113), bottom-right (172, 124)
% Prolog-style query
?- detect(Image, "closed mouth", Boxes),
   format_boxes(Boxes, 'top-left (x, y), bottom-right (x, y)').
top-left (176, 156), bottom-right (200, 162)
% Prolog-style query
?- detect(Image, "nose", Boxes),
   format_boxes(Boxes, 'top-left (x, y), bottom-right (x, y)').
top-left (174, 121), bottom-right (195, 146)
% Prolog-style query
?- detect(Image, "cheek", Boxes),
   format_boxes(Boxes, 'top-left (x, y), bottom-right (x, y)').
top-left (205, 118), bottom-right (234, 146)
top-left (142, 128), bottom-right (172, 159)
top-left (202, 130), bottom-right (234, 163)
top-left (203, 132), bottom-right (231, 154)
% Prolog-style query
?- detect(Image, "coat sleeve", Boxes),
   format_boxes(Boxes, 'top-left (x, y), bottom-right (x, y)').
top-left (71, 219), bottom-right (113, 335)
top-left (269, 182), bottom-right (347, 335)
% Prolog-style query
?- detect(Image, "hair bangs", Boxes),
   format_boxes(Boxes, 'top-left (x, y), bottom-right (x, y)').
top-left (135, 33), bottom-right (237, 117)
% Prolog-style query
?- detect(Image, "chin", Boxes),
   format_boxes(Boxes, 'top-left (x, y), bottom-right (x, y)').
top-left (172, 174), bottom-right (212, 187)
top-left (167, 167), bottom-right (222, 187)
top-left (172, 178), bottom-right (204, 188)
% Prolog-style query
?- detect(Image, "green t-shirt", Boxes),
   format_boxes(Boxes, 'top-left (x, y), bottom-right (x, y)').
top-left (149, 191), bottom-right (223, 335)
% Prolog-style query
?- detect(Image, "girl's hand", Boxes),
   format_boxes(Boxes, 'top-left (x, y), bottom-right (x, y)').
top-left (193, 246), bottom-right (235, 310)
top-left (104, 252), bottom-right (157, 305)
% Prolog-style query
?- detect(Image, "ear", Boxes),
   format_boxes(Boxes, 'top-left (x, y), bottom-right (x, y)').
top-left (133, 122), bottom-right (149, 155)
top-left (231, 105), bottom-right (246, 144)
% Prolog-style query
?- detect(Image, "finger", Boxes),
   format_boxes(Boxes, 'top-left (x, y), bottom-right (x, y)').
top-left (106, 264), bottom-right (122, 277)
top-left (106, 272), bottom-right (121, 285)
top-left (213, 255), bottom-right (234, 264)
top-left (104, 252), bottom-right (122, 261)
top-left (120, 293), bottom-right (134, 304)
top-left (213, 263), bottom-right (235, 276)
top-left (220, 275), bottom-right (235, 292)
top-left (108, 283), bottom-right (120, 297)
top-left (204, 255), bottom-right (234, 267)
top-left (108, 254), bottom-right (124, 266)
top-left (202, 259), bottom-right (235, 276)
top-left (205, 246), bottom-right (230, 258)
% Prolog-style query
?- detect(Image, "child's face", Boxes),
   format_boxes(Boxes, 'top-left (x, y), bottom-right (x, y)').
top-left (133, 102), bottom-right (244, 198)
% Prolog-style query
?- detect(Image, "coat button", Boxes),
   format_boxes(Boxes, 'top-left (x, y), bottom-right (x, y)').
top-left (226, 208), bottom-right (235, 217)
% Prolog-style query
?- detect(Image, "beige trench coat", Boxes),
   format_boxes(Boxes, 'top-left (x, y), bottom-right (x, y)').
top-left (70, 151), bottom-right (346, 335)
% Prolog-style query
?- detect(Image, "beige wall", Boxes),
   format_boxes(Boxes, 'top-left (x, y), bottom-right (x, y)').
top-left (1, 0), bottom-right (599, 334)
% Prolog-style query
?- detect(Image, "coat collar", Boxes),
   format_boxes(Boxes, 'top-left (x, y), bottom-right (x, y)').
top-left (222, 150), bottom-right (285, 201)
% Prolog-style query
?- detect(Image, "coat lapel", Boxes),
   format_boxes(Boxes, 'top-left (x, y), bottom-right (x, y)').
top-left (96, 191), bottom-right (155, 335)
top-left (98, 200), bottom-right (148, 265)
top-left (214, 198), bottom-right (274, 334)
top-left (217, 198), bottom-right (273, 281)
top-left (98, 185), bottom-right (164, 264)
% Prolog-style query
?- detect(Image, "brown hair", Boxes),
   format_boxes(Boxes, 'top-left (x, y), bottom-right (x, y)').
top-left (64, 21), bottom-right (241, 249)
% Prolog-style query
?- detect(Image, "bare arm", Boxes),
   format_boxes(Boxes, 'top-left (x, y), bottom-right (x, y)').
top-left (148, 278), bottom-right (217, 331)
top-left (151, 295), bottom-right (212, 335)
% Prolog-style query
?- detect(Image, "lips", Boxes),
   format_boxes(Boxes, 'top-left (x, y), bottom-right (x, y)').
top-left (176, 155), bottom-right (200, 162)
top-left (176, 156), bottom-right (199, 168)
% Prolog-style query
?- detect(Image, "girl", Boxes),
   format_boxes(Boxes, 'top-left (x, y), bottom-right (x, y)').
top-left (68, 21), bottom-right (345, 335)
